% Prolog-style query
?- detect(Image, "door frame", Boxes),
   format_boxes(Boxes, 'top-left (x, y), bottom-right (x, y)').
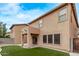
top-left (31, 34), bottom-right (38, 45)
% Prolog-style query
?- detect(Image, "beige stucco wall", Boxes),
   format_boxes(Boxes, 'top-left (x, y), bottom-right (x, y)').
top-left (70, 8), bottom-right (77, 38)
top-left (11, 25), bottom-right (28, 44)
top-left (69, 4), bottom-right (78, 51)
top-left (29, 4), bottom-right (75, 51)
top-left (10, 4), bottom-right (78, 52)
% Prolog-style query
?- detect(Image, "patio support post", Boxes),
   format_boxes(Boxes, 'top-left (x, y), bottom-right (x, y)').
top-left (21, 32), bottom-right (24, 47)
top-left (27, 26), bottom-right (32, 48)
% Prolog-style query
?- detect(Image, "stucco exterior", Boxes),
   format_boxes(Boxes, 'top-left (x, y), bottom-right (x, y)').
top-left (29, 4), bottom-right (70, 51)
top-left (10, 3), bottom-right (78, 52)
top-left (68, 4), bottom-right (78, 51)
top-left (10, 24), bottom-right (28, 44)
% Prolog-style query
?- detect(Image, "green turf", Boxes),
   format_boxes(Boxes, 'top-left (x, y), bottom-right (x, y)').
top-left (0, 46), bottom-right (69, 56)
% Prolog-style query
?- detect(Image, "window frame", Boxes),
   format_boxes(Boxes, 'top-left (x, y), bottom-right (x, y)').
top-left (43, 35), bottom-right (47, 43)
top-left (48, 34), bottom-right (53, 44)
top-left (54, 33), bottom-right (61, 45)
top-left (58, 7), bottom-right (68, 22)
top-left (42, 33), bottom-right (61, 45)
top-left (39, 20), bottom-right (43, 28)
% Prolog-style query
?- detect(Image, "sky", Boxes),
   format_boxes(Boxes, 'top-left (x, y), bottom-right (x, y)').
top-left (0, 3), bottom-right (79, 32)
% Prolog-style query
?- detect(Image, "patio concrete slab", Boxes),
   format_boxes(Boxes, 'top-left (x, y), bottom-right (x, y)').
top-left (70, 53), bottom-right (79, 56)
top-left (0, 54), bottom-right (2, 56)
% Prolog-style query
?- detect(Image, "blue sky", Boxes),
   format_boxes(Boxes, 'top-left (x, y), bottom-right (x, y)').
top-left (0, 3), bottom-right (79, 31)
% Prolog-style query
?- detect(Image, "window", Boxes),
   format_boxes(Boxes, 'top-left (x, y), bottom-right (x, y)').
top-left (59, 7), bottom-right (67, 22)
top-left (43, 35), bottom-right (47, 43)
top-left (54, 34), bottom-right (60, 44)
top-left (43, 34), bottom-right (61, 44)
top-left (39, 20), bottom-right (43, 28)
top-left (48, 34), bottom-right (53, 43)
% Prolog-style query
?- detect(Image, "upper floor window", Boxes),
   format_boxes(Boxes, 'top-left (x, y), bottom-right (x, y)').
top-left (59, 7), bottom-right (67, 22)
top-left (39, 20), bottom-right (43, 28)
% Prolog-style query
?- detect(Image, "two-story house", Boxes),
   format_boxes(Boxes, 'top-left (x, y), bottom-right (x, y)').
top-left (10, 3), bottom-right (78, 52)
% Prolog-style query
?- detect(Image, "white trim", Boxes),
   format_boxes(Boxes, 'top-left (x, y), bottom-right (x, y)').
top-left (47, 35), bottom-right (48, 44)
top-left (53, 34), bottom-right (54, 45)
top-left (52, 34), bottom-right (53, 44)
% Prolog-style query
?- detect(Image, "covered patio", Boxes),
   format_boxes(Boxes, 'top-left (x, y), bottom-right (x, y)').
top-left (21, 26), bottom-right (40, 48)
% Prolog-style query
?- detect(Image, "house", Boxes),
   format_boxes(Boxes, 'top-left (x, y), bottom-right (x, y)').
top-left (10, 24), bottom-right (28, 44)
top-left (10, 3), bottom-right (78, 52)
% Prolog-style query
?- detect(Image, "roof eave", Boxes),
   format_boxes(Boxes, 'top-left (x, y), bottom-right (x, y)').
top-left (71, 3), bottom-right (78, 27)
top-left (28, 3), bottom-right (68, 24)
top-left (10, 24), bottom-right (28, 29)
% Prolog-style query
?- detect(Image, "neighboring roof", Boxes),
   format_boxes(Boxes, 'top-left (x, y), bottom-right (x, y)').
top-left (10, 24), bottom-right (28, 29)
top-left (28, 3), bottom-right (78, 27)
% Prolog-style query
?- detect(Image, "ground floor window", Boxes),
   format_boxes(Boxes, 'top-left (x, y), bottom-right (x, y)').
top-left (54, 34), bottom-right (60, 44)
top-left (48, 34), bottom-right (53, 43)
top-left (43, 35), bottom-right (47, 43)
top-left (43, 33), bottom-right (60, 44)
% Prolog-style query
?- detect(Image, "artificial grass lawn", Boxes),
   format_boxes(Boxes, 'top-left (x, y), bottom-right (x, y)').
top-left (0, 46), bottom-right (69, 56)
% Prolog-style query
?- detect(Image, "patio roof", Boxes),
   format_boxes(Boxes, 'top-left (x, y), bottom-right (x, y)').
top-left (29, 26), bottom-right (40, 34)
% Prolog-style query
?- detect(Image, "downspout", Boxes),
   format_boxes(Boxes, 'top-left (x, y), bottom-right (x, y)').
top-left (69, 4), bottom-right (73, 52)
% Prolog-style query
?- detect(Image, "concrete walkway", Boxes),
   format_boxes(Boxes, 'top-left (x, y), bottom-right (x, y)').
top-left (0, 48), bottom-right (2, 56)
top-left (70, 52), bottom-right (79, 56)
top-left (0, 54), bottom-right (1, 56)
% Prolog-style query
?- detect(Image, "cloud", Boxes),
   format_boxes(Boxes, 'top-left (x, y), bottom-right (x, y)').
top-left (0, 3), bottom-right (20, 15)
top-left (0, 3), bottom-right (47, 31)
top-left (0, 3), bottom-right (58, 31)
top-left (16, 13), bottom-right (31, 19)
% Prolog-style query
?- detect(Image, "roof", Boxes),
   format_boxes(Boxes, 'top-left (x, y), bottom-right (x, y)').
top-left (10, 3), bottom-right (78, 30)
top-left (28, 3), bottom-right (78, 27)
top-left (28, 3), bottom-right (67, 24)
top-left (10, 24), bottom-right (28, 29)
